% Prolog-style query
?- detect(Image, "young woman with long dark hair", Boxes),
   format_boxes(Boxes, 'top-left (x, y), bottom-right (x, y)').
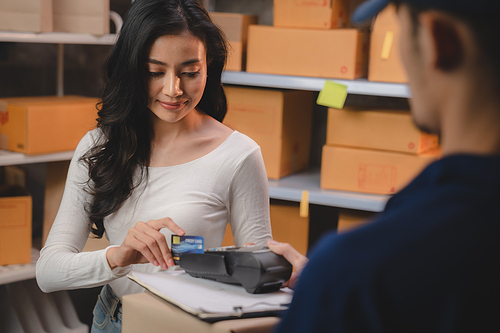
top-left (36, 1), bottom-right (271, 331)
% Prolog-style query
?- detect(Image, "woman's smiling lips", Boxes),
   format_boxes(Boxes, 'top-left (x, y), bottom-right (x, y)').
top-left (159, 100), bottom-right (188, 111)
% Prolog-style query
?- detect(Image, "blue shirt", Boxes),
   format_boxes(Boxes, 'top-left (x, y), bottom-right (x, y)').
top-left (275, 154), bottom-right (500, 332)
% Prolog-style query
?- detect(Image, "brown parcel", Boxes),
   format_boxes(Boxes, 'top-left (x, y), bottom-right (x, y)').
top-left (247, 25), bottom-right (368, 80)
top-left (53, 0), bottom-right (109, 35)
top-left (210, 12), bottom-right (258, 71)
top-left (321, 145), bottom-right (440, 195)
top-left (337, 209), bottom-right (377, 234)
top-left (369, 4), bottom-right (408, 83)
top-left (0, 96), bottom-right (98, 155)
top-left (273, 0), bottom-right (352, 29)
top-left (0, 0), bottom-right (52, 33)
top-left (326, 107), bottom-right (439, 155)
top-left (224, 86), bottom-right (315, 179)
top-left (123, 291), bottom-right (279, 333)
top-left (0, 196), bottom-right (32, 266)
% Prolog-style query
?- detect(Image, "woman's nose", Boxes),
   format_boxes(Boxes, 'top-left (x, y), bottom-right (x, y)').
top-left (163, 72), bottom-right (183, 98)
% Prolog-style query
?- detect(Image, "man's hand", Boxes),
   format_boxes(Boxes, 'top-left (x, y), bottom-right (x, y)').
top-left (267, 239), bottom-right (308, 289)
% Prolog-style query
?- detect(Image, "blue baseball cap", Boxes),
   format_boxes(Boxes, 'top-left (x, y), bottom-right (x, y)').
top-left (351, 0), bottom-right (500, 26)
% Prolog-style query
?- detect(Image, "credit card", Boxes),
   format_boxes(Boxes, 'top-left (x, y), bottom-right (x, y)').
top-left (171, 235), bottom-right (204, 265)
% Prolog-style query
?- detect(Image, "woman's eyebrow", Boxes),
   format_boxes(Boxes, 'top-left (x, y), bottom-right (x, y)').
top-left (146, 58), bottom-right (201, 66)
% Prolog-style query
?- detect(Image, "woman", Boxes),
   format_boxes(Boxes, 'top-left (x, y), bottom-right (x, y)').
top-left (36, 0), bottom-right (272, 331)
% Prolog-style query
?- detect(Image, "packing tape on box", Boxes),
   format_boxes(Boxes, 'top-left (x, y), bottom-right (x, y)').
top-left (381, 31), bottom-right (394, 60)
top-left (299, 190), bottom-right (309, 218)
top-left (0, 101), bottom-right (7, 113)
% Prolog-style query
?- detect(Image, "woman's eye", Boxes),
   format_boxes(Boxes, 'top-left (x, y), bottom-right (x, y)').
top-left (148, 71), bottom-right (163, 78)
top-left (182, 71), bottom-right (200, 78)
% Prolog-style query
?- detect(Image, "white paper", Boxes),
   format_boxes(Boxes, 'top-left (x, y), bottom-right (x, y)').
top-left (129, 269), bottom-right (293, 315)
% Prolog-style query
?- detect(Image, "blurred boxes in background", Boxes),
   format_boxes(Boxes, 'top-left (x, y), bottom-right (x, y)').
top-left (273, 0), bottom-right (351, 29)
top-left (210, 12), bottom-right (257, 71)
top-left (0, 188), bottom-right (32, 266)
top-left (224, 86), bottom-right (315, 179)
top-left (369, 4), bottom-right (408, 83)
top-left (247, 26), bottom-right (368, 79)
top-left (337, 208), bottom-right (376, 233)
top-left (53, 0), bottom-right (109, 35)
top-left (222, 201), bottom-right (309, 256)
top-left (0, 0), bottom-right (53, 33)
top-left (321, 145), bottom-right (440, 194)
top-left (326, 107), bottom-right (439, 155)
top-left (0, 96), bottom-right (98, 155)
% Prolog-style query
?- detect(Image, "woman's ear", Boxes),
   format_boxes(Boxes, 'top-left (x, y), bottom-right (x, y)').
top-left (419, 12), bottom-right (464, 72)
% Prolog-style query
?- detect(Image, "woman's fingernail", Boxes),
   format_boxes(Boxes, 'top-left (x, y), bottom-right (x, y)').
top-left (168, 259), bottom-right (175, 267)
top-left (268, 240), bottom-right (279, 245)
top-left (161, 262), bottom-right (168, 270)
top-left (153, 260), bottom-right (159, 266)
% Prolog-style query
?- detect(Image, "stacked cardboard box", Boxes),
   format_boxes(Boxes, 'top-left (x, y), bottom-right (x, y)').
top-left (210, 12), bottom-right (257, 72)
top-left (224, 86), bottom-right (315, 179)
top-left (0, 0), bottom-right (110, 35)
top-left (337, 209), bottom-right (377, 234)
top-left (321, 107), bottom-right (440, 194)
top-left (246, 0), bottom-right (368, 79)
top-left (369, 4), bottom-right (408, 83)
top-left (0, 95), bottom-right (98, 155)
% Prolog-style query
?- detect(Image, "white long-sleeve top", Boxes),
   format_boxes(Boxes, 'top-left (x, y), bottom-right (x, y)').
top-left (36, 129), bottom-right (272, 298)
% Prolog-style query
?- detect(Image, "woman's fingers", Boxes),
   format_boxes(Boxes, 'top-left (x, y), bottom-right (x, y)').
top-left (129, 224), bottom-right (166, 268)
top-left (146, 217), bottom-right (186, 268)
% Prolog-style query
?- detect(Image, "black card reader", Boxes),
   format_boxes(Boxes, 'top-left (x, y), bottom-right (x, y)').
top-left (179, 245), bottom-right (293, 294)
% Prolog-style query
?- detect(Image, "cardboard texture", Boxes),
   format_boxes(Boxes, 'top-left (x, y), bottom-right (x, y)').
top-left (122, 291), bottom-right (280, 333)
top-left (222, 202), bottom-right (309, 256)
top-left (210, 12), bottom-right (258, 71)
top-left (337, 208), bottom-right (376, 233)
top-left (369, 4), bottom-right (408, 83)
top-left (326, 107), bottom-right (439, 154)
top-left (0, 196), bottom-right (32, 266)
top-left (42, 161), bottom-right (69, 247)
top-left (53, 0), bottom-right (110, 35)
top-left (273, 0), bottom-right (351, 29)
top-left (0, 96), bottom-right (98, 155)
top-left (224, 86), bottom-right (315, 179)
top-left (247, 25), bottom-right (368, 80)
top-left (321, 145), bottom-right (440, 194)
top-left (0, 0), bottom-right (53, 33)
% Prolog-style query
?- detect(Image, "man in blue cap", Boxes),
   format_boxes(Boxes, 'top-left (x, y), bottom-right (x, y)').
top-left (267, 0), bottom-right (500, 331)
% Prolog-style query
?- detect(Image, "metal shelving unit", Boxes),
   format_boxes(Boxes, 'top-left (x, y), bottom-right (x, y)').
top-left (222, 71), bottom-right (412, 98)
top-left (0, 150), bottom-right (74, 167)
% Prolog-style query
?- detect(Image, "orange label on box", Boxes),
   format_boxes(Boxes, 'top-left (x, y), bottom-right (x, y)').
top-left (358, 163), bottom-right (398, 193)
top-left (295, 0), bottom-right (329, 6)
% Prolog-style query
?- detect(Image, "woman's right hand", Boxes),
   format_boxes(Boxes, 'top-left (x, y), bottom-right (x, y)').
top-left (106, 217), bottom-right (185, 270)
top-left (267, 239), bottom-right (309, 289)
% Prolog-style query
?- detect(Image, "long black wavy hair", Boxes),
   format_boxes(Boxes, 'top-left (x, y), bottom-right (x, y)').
top-left (82, 0), bottom-right (228, 238)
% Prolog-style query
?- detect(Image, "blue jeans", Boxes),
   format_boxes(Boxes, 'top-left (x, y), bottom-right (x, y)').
top-left (91, 284), bottom-right (122, 333)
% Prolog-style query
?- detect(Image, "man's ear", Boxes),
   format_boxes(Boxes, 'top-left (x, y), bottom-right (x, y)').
top-left (419, 12), bottom-right (464, 72)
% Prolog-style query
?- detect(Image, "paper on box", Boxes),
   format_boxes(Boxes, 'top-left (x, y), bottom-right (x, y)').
top-left (326, 107), bottom-right (439, 154)
top-left (0, 96), bottom-right (98, 155)
top-left (369, 4), bottom-right (408, 83)
top-left (247, 25), bottom-right (368, 80)
top-left (210, 12), bottom-right (258, 71)
top-left (53, 0), bottom-right (109, 35)
top-left (224, 86), bottom-right (315, 179)
top-left (321, 145), bottom-right (440, 194)
top-left (0, 196), bottom-right (32, 266)
top-left (0, 0), bottom-right (53, 33)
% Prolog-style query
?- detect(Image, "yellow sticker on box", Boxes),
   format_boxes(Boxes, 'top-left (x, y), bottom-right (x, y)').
top-left (317, 81), bottom-right (348, 109)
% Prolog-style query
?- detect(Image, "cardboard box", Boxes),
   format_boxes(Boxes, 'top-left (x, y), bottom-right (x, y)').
top-left (222, 201), bottom-right (309, 256)
top-left (53, 0), bottom-right (109, 35)
top-left (123, 291), bottom-right (280, 333)
top-left (0, 0), bottom-right (53, 33)
top-left (274, 0), bottom-right (351, 29)
top-left (247, 25), bottom-right (368, 80)
top-left (368, 4), bottom-right (408, 83)
top-left (0, 96), bottom-right (98, 155)
top-left (321, 145), bottom-right (440, 194)
top-left (326, 107), bottom-right (439, 154)
top-left (0, 195), bottom-right (32, 266)
top-left (337, 208), bottom-right (376, 233)
top-left (224, 86), bottom-right (315, 179)
top-left (210, 12), bottom-right (258, 71)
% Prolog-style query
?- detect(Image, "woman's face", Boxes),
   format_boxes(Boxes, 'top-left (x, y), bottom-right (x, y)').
top-left (146, 31), bottom-right (207, 124)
